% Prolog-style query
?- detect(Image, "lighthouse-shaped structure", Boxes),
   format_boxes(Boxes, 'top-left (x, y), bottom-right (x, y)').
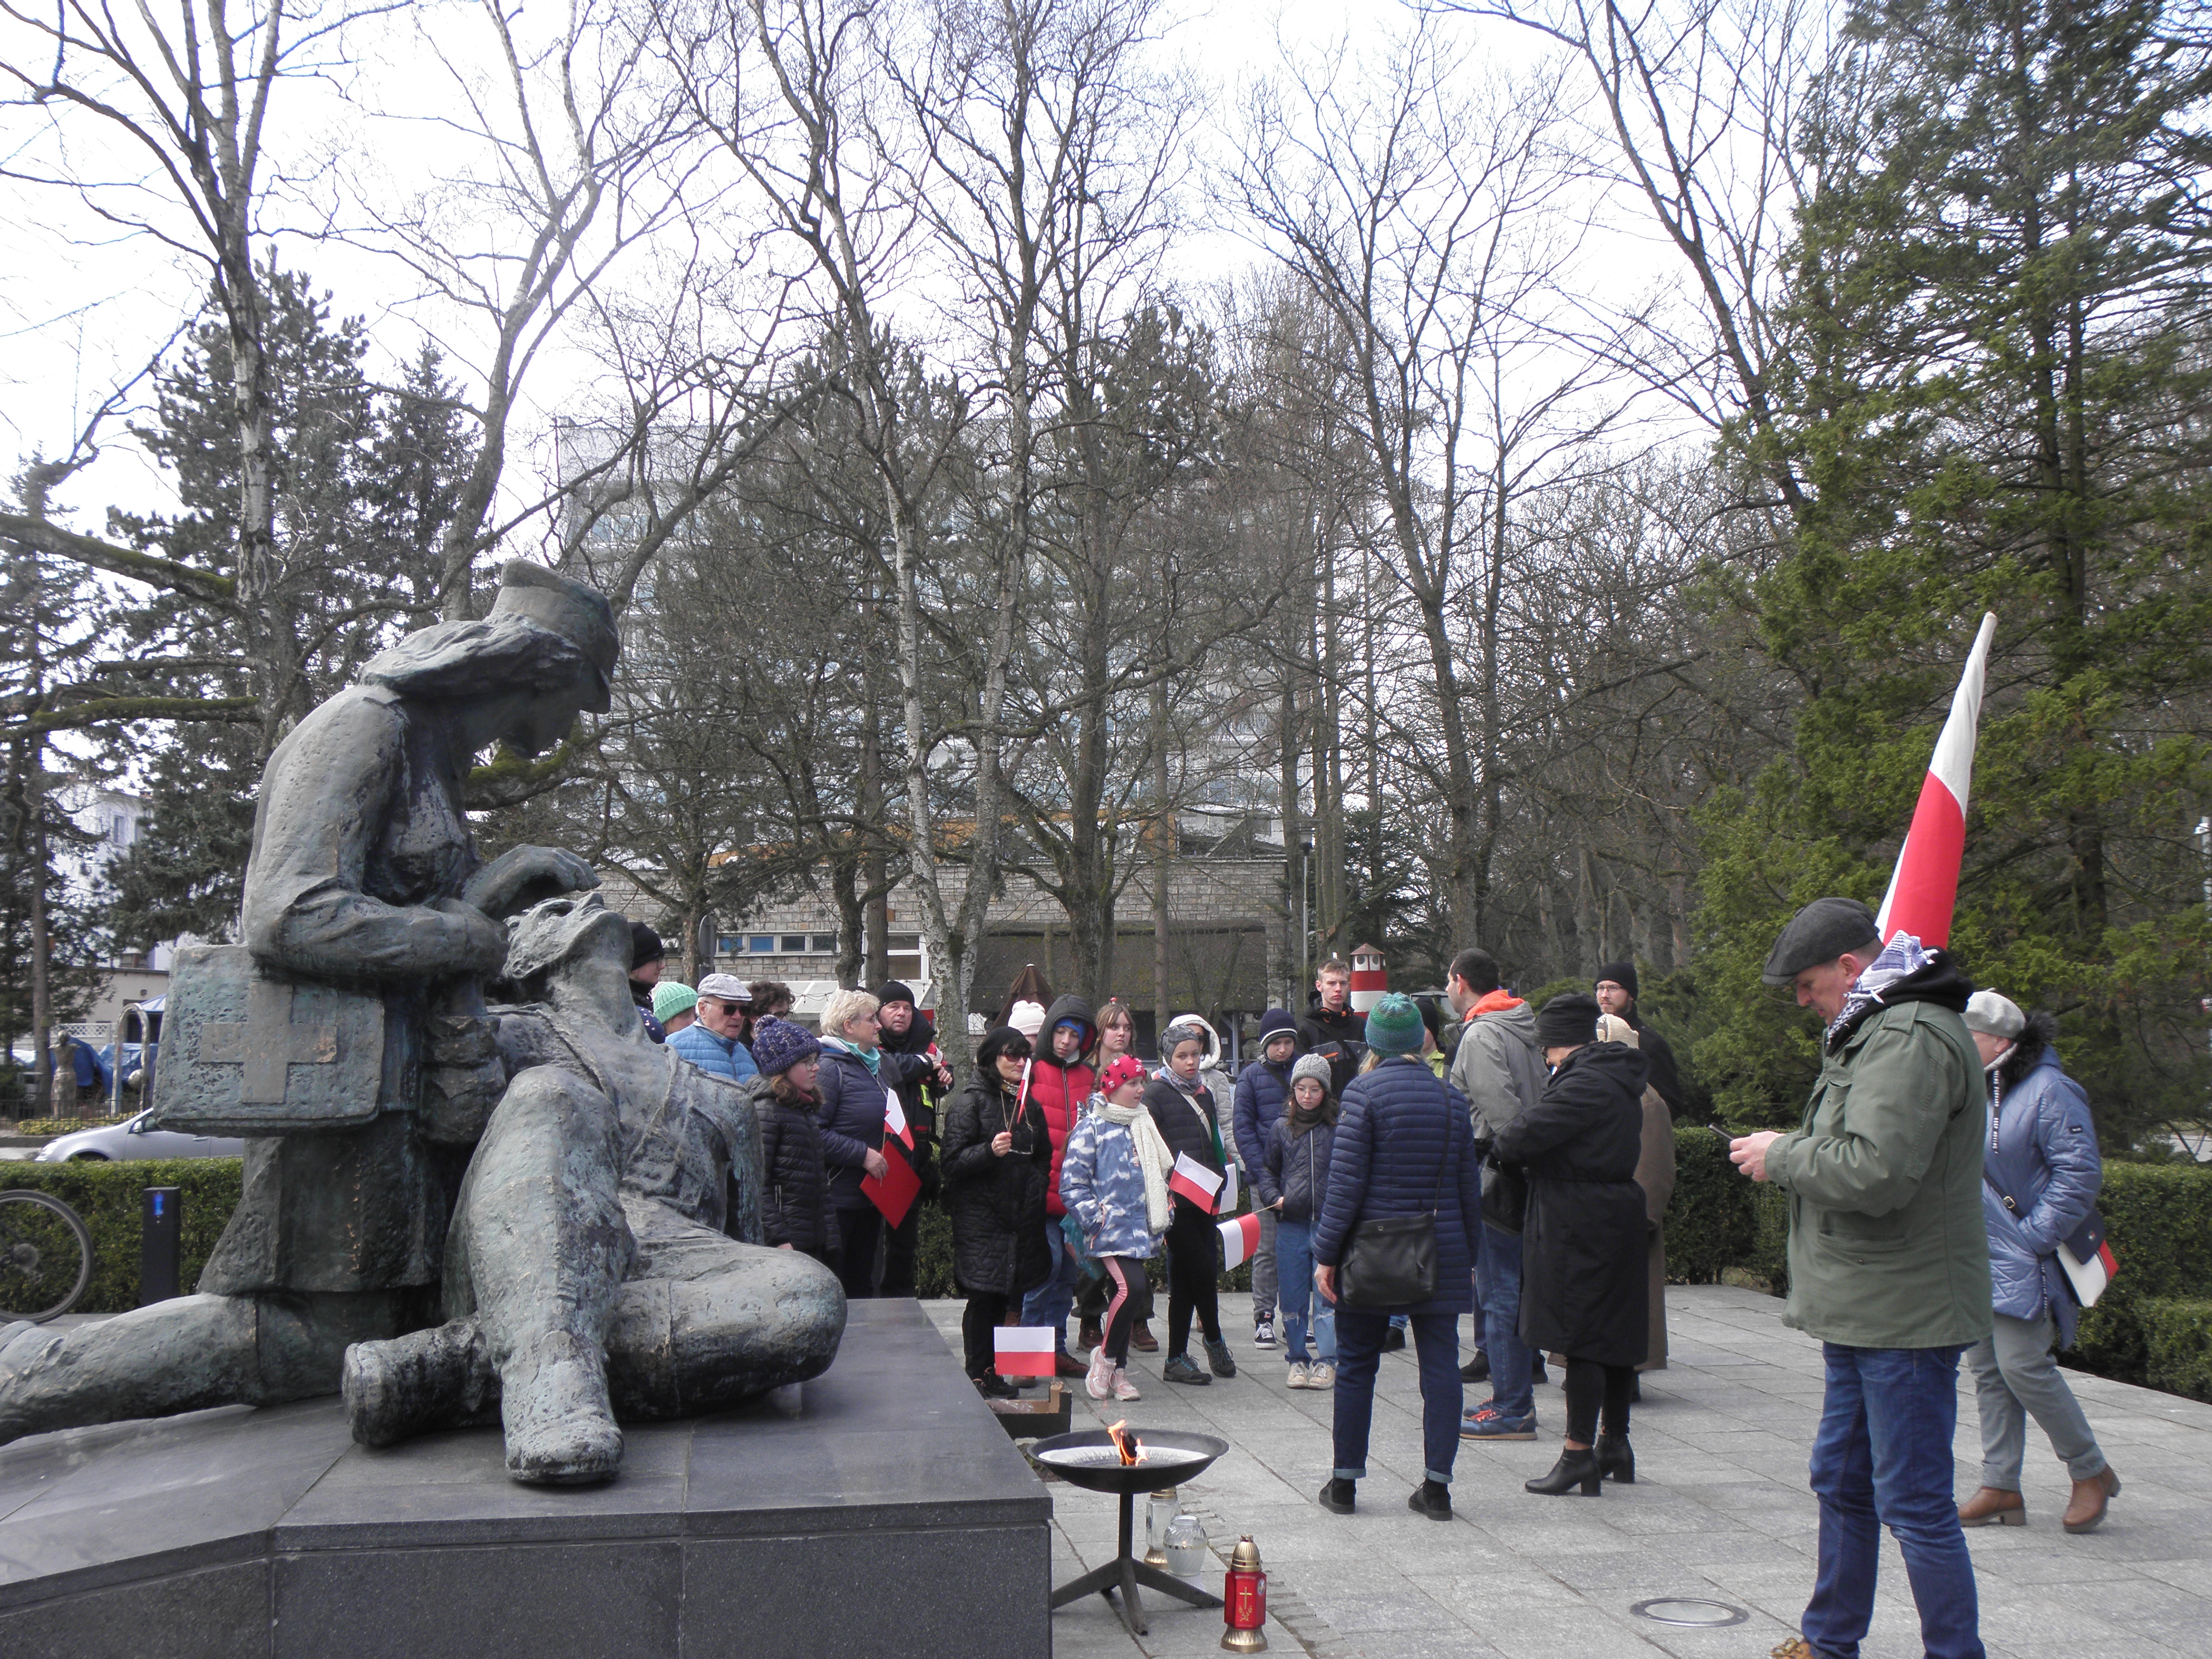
top-left (1348, 944), bottom-right (1388, 1013)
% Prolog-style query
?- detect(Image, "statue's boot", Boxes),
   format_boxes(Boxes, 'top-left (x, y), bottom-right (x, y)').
top-left (0, 1291), bottom-right (409, 1445)
top-left (498, 1328), bottom-right (623, 1485)
top-left (342, 1318), bottom-right (497, 1448)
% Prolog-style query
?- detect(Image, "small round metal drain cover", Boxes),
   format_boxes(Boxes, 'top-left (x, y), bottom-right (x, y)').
top-left (1631, 1598), bottom-right (1750, 1628)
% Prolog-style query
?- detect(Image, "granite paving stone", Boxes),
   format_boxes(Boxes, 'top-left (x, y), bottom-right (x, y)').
top-left (926, 1283), bottom-right (2212, 1659)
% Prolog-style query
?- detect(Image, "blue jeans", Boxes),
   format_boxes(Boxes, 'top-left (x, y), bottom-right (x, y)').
top-left (1475, 1220), bottom-right (1532, 1419)
top-left (1332, 1308), bottom-right (1462, 1485)
top-left (1273, 1219), bottom-right (1336, 1364)
top-left (1020, 1219), bottom-right (1081, 1351)
top-left (1803, 1343), bottom-right (1985, 1659)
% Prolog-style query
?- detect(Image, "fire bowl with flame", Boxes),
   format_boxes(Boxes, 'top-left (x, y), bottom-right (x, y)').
top-left (1031, 1427), bottom-right (1229, 1636)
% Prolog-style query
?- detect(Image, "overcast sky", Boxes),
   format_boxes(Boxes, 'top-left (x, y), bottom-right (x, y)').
top-left (0, 0), bottom-right (1676, 541)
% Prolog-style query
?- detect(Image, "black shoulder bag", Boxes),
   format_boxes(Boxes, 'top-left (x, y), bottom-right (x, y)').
top-left (1337, 1090), bottom-right (1447, 1308)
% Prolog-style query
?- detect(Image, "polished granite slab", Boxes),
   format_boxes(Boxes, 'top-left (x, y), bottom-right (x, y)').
top-left (0, 1299), bottom-right (1053, 1659)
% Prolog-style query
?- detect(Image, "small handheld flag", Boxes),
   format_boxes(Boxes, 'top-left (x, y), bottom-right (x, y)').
top-left (883, 1086), bottom-right (913, 1148)
top-left (1874, 613), bottom-right (1997, 950)
top-left (860, 1135), bottom-right (921, 1229)
top-left (1218, 1211), bottom-right (1263, 1270)
top-left (1167, 1153), bottom-right (1224, 1213)
top-left (994, 1325), bottom-right (1056, 1379)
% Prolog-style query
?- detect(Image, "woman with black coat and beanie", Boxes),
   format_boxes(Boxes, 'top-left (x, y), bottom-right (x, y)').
top-left (1144, 1020), bottom-right (1237, 1386)
top-left (940, 1026), bottom-right (1054, 1397)
top-left (1493, 991), bottom-right (1652, 1495)
top-left (743, 1017), bottom-right (837, 1267)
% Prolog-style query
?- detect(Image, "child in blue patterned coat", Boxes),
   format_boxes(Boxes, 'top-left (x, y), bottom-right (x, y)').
top-left (1060, 1055), bottom-right (1172, 1401)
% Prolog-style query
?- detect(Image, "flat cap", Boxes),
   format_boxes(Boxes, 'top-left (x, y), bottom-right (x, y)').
top-left (1762, 898), bottom-right (1883, 986)
top-left (696, 973), bottom-right (753, 1003)
top-left (1963, 991), bottom-right (2025, 1040)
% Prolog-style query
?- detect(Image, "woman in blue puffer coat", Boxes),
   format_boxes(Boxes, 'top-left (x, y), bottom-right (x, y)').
top-left (1956, 992), bottom-right (2117, 1534)
top-left (1311, 995), bottom-right (1482, 1522)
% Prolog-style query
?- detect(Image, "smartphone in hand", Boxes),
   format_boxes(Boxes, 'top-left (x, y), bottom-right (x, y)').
top-left (1705, 1124), bottom-right (1734, 1142)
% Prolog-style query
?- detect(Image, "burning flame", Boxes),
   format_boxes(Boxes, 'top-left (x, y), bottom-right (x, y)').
top-left (1105, 1420), bottom-right (1144, 1465)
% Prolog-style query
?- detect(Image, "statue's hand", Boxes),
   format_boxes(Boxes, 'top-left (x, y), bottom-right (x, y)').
top-left (430, 898), bottom-right (511, 975)
top-left (463, 847), bottom-right (600, 920)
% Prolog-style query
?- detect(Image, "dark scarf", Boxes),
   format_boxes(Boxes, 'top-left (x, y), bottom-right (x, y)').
top-left (1286, 1095), bottom-right (1337, 1136)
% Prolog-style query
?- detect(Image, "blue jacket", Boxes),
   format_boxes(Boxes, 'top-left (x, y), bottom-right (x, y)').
top-left (1313, 1056), bottom-right (1481, 1316)
top-left (1059, 1107), bottom-right (1162, 1259)
top-left (1259, 1116), bottom-right (1335, 1223)
top-left (668, 1022), bottom-right (758, 1085)
top-left (1982, 1042), bottom-right (2101, 1345)
top-left (1233, 1054), bottom-right (1297, 1177)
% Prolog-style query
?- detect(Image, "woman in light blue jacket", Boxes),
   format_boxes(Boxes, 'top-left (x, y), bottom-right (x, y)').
top-left (1957, 993), bottom-right (2117, 1534)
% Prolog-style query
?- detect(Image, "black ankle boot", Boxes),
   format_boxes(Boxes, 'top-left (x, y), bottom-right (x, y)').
top-left (1525, 1447), bottom-right (1603, 1496)
top-left (1595, 1434), bottom-right (1635, 1483)
top-left (1318, 1476), bottom-right (1356, 1514)
top-left (1408, 1478), bottom-right (1452, 1520)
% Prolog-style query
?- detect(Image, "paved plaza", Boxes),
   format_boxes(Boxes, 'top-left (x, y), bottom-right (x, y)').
top-left (924, 1286), bottom-right (2212, 1659)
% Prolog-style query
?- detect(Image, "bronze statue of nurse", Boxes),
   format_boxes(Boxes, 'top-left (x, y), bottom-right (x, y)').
top-left (0, 563), bottom-right (823, 1479)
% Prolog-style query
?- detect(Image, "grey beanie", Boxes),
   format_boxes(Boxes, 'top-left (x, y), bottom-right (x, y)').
top-left (1291, 1052), bottom-right (1333, 1092)
top-left (1963, 991), bottom-right (2026, 1040)
top-left (1762, 897), bottom-right (1884, 986)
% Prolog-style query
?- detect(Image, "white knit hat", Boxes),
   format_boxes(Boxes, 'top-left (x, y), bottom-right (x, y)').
top-left (1008, 1000), bottom-right (1047, 1039)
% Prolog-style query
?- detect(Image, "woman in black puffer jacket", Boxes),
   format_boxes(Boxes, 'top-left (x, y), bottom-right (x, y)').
top-left (940, 1026), bottom-right (1053, 1396)
top-left (744, 1017), bottom-right (837, 1266)
top-left (1493, 993), bottom-right (1650, 1497)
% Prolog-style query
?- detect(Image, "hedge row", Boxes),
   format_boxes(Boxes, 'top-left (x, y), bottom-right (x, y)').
top-left (1661, 1126), bottom-right (2212, 1403)
top-left (0, 1160), bottom-right (244, 1314)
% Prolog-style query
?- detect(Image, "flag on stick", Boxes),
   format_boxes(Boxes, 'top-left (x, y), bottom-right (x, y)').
top-left (1874, 613), bottom-right (1998, 950)
top-left (882, 1086), bottom-right (914, 1148)
top-left (1167, 1153), bottom-right (1225, 1213)
top-left (1218, 1211), bottom-right (1263, 1270)
top-left (994, 1326), bottom-right (1056, 1379)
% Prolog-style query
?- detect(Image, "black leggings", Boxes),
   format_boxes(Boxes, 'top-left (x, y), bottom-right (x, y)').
top-left (1099, 1258), bottom-right (1144, 1365)
top-left (961, 1292), bottom-right (1012, 1380)
top-left (1563, 1357), bottom-right (1635, 1443)
top-left (1079, 1256), bottom-right (1152, 1325)
top-left (1165, 1204), bottom-right (1221, 1357)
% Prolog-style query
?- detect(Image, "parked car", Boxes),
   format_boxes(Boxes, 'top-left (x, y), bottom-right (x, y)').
top-left (35, 1110), bottom-right (244, 1163)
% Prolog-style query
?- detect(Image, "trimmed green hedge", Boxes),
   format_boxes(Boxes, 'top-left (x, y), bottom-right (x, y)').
top-left (0, 1158), bottom-right (244, 1314)
top-left (1660, 1127), bottom-right (2212, 1402)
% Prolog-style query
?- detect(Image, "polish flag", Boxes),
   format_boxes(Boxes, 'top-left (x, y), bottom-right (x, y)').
top-left (994, 1326), bottom-right (1057, 1379)
top-left (1874, 613), bottom-right (1998, 951)
top-left (882, 1086), bottom-right (914, 1148)
top-left (1218, 1212), bottom-right (1263, 1270)
top-left (1167, 1154), bottom-right (1224, 1213)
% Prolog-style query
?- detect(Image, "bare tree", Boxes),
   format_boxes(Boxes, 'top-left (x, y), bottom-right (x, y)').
top-left (1230, 18), bottom-right (1599, 944)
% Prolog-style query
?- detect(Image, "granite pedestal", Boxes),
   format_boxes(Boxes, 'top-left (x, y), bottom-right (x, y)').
top-left (0, 1300), bottom-right (1051, 1659)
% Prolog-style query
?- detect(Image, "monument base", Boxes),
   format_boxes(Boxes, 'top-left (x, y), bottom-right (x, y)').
top-left (0, 1301), bottom-right (1051, 1659)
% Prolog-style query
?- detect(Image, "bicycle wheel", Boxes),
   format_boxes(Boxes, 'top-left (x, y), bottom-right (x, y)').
top-left (0, 1190), bottom-right (95, 1323)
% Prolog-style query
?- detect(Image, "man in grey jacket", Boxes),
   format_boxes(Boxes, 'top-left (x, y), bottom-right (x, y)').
top-left (1446, 947), bottom-right (1548, 1438)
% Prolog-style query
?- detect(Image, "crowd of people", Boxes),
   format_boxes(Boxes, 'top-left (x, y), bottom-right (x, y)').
top-left (636, 907), bottom-right (2116, 1659)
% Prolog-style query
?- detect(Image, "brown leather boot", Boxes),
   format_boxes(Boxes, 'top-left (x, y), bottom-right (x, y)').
top-left (1957, 1486), bottom-right (2026, 1526)
top-left (2063, 1467), bottom-right (2121, 1533)
top-left (1131, 1321), bottom-right (1158, 1353)
top-left (1075, 1321), bottom-right (1103, 1353)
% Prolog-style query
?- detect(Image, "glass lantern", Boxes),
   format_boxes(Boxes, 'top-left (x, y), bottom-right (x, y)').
top-left (1163, 1507), bottom-right (1210, 1577)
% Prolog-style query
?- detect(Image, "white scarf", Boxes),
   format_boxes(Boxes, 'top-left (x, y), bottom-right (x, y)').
top-left (1102, 1099), bottom-right (1173, 1234)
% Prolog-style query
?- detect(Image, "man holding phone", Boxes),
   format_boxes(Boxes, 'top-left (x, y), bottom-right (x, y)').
top-left (1728, 897), bottom-right (1990, 1659)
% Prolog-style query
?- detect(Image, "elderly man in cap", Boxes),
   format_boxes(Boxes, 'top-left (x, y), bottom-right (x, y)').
top-left (670, 974), bottom-right (760, 1084)
top-left (1730, 898), bottom-right (1991, 1659)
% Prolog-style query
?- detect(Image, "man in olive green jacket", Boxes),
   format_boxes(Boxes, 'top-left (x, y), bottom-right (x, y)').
top-left (1731, 898), bottom-right (1991, 1659)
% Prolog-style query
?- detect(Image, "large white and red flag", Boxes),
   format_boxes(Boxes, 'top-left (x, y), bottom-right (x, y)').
top-left (1167, 1154), bottom-right (1224, 1213)
top-left (1874, 613), bottom-right (1998, 950)
top-left (993, 1326), bottom-right (1056, 1379)
top-left (1217, 1212), bottom-right (1263, 1270)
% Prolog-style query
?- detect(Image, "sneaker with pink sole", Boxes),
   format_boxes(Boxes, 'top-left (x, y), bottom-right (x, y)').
top-left (1085, 1347), bottom-right (1115, 1401)
top-left (1111, 1365), bottom-right (1142, 1401)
